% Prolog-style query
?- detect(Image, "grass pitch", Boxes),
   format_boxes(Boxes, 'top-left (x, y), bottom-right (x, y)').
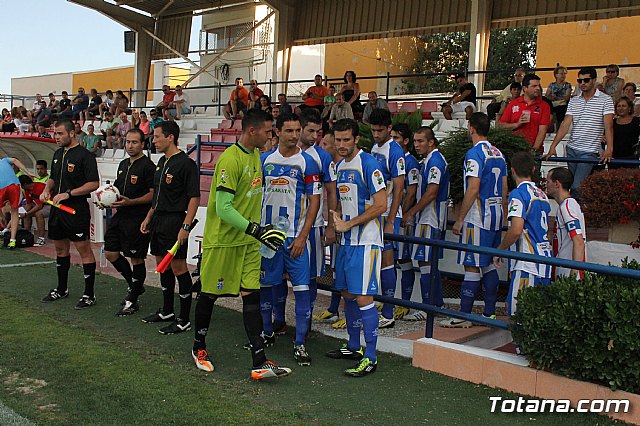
top-left (0, 250), bottom-right (620, 425)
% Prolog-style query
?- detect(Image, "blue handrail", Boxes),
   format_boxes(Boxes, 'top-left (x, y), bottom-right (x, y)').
top-left (541, 156), bottom-right (640, 166)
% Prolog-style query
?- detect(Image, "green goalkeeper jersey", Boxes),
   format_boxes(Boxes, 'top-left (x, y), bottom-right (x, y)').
top-left (203, 143), bottom-right (263, 247)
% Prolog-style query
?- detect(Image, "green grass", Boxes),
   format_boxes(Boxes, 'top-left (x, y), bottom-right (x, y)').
top-left (0, 250), bottom-right (621, 425)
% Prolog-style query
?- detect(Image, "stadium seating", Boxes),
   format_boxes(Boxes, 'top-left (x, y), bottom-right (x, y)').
top-left (420, 101), bottom-right (438, 119)
top-left (400, 101), bottom-right (417, 113)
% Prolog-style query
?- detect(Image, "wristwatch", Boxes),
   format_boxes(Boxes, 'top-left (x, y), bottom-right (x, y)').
top-left (66, 189), bottom-right (73, 197)
top-left (182, 223), bottom-right (191, 231)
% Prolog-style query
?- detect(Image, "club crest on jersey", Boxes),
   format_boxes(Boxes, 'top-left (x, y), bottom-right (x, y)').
top-left (166, 174), bottom-right (173, 184)
top-left (130, 175), bottom-right (138, 184)
top-left (217, 278), bottom-right (224, 290)
top-left (347, 172), bottom-right (355, 182)
top-left (430, 167), bottom-right (438, 180)
top-left (411, 169), bottom-right (419, 182)
top-left (373, 170), bottom-right (384, 185)
top-left (508, 201), bottom-right (518, 213)
top-left (265, 164), bottom-right (275, 175)
top-left (67, 163), bottom-right (75, 172)
top-left (399, 158), bottom-right (405, 171)
top-left (289, 169), bottom-right (299, 178)
top-left (465, 160), bottom-right (475, 173)
top-left (512, 105), bottom-right (520, 113)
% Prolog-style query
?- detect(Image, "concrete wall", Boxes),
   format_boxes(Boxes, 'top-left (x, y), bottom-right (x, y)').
top-left (12, 72), bottom-right (73, 102)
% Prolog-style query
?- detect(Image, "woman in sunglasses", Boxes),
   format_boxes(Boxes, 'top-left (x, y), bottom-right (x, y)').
top-left (602, 64), bottom-right (625, 100)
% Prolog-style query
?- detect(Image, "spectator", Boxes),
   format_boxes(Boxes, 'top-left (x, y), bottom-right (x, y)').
top-left (610, 96), bottom-right (640, 168)
top-left (47, 93), bottom-right (59, 113)
top-left (33, 160), bottom-right (49, 183)
top-left (82, 124), bottom-right (102, 157)
top-left (297, 74), bottom-right (328, 115)
top-left (223, 77), bottom-right (249, 119)
top-left (71, 87), bottom-right (89, 120)
top-left (255, 95), bottom-right (272, 114)
top-left (166, 85), bottom-right (190, 120)
top-left (622, 82), bottom-right (640, 116)
top-left (148, 109), bottom-right (164, 152)
top-left (498, 74), bottom-right (550, 152)
top-left (247, 79), bottom-right (264, 109)
top-left (545, 67), bottom-right (614, 199)
top-left (131, 109), bottom-right (141, 128)
top-left (487, 68), bottom-right (526, 120)
top-left (100, 90), bottom-right (115, 117)
top-left (112, 90), bottom-right (129, 116)
top-left (441, 74), bottom-right (476, 120)
top-left (277, 93), bottom-right (292, 115)
top-left (36, 102), bottom-right (52, 128)
top-left (74, 122), bottom-right (86, 146)
top-left (320, 95), bottom-right (334, 133)
top-left (85, 88), bottom-right (102, 120)
top-left (31, 93), bottom-right (44, 117)
top-left (545, 66), bottom-right (573, 130)
top-left (139, 111), bottom-right (152, 146)
top-left (155, 85), bottom-right (175, 117)
top-left (100, 111), bottom-right (118, 147)
top-left (602, 64), bottom-right (625, 99)
top-left (362, 91), bottom-right (389, 124)
top-left (57, 91), bottom-right (72, 119)
top-left (545, 167), bottom-right (586, 280)
top-left (329, 92), bottom-right (353, 126)
top-left (37, 124), bottom-right (51, 139)
top-left (12, 107), bottom-right (31, 132)
top-left (271, 105), bottom-right (280, 121)
top-left (341, 71), bottom-right (362, 113)
top-left (115, 112), bottom-right (132, 149)
top-left (496, 82), bottom-right (522, 119)
top-left (1, 108), bottom-right (15, 132)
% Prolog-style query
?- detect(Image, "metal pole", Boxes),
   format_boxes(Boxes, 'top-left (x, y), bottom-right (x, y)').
top-left (386, 72), bottom-right (390, 101)
top-left (129, 88), bottom-right (133, 108)
top-left (196, 134), bottom-right (201, 171)
top-left (217, 83), bottom-right (222, 115)
top-left (425, 229), bottom-right (440, 338)
top-left (269, 78), bottom-right (272, 99)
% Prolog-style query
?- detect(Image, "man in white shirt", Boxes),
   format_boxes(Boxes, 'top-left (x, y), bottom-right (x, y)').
top-left (167, 85), bottom-right (190, 120)
top-left (545, 167), bottom-right (586, 280)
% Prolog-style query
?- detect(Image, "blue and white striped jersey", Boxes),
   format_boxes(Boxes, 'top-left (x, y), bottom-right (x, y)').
top-left (463, 141), bottom-right (507, 231)
top-left (336, 150), bottom-right (386, 246)
top-left (261, 148), bottom-right (321, 238)
top-left (404, 152), bottom-right (420, 189)
top-left (303, 144), bottom-right (337, 228)
top-left (371, 139), bottom-right (406, 218)
top-left (416, 149), bottom-right (450, 231)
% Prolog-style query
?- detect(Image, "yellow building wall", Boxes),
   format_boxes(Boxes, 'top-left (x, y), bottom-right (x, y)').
top-left (536, 16), bottom-right (640, 89)
top-left (324, 37), bottom-right (419, 95)
top-left (72, 65), bottom-right (156, 101)
top-left (167, 66), bottom-right (190, 87)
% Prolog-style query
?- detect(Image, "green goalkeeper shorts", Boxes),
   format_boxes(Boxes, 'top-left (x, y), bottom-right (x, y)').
top-left (200, 243), bottom-right (260, 296)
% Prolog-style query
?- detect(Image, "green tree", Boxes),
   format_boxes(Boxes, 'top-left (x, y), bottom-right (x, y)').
top-left (404, 27), bottom-right (537, 93)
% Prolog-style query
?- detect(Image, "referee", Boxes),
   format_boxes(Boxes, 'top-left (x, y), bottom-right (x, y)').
top-left (191, 109), bottom-right (291, 379)
top-left (104, 128), bottom-right (155, 316)
top-left (140, 121), bottom-right (200, 335)
top-left (40, 119), bottom-right (100, 309)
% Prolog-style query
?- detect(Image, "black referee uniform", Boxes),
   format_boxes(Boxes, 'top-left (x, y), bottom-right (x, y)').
top-left (47, 144), bottom-right (99, 306)
top-left (104, 154), bottom-right (155, 308)
top-left (147, 150), bottom-right (200, 325)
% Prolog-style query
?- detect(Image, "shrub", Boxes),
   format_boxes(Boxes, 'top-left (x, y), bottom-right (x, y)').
top-left (581, 168), bottom-right (640, 228)
top-left (439, 127), bottom-right (534, 204)
top-left (511, 258), bottom-right (640, 393)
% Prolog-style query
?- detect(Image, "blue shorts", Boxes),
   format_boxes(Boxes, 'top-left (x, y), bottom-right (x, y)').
top-left (308, 226), bottom-right (325, 278)
top-left (397, 224), bottom-right (414, 260)
top-left (335, 245), bottom-right (381, 296)
top-left (457, 222), bottom-right (501, 267)
top-left (412, 224), bottom-right (446, 262)
top-left (507, 269), bottom-right (551, 315)
top-left (260, 236), bottom-right (310, 288)
top-left (381, 215), bottom-right (401, 254)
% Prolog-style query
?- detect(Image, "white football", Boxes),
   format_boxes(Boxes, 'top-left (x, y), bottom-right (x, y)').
top-left (95, 184), bottom-right (120, 208)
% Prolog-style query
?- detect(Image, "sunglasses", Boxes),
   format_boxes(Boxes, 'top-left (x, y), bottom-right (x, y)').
top-left (577, 78), bottom-right (593, 84)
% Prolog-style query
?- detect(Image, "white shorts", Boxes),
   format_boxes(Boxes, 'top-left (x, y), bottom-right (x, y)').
top-left (452, 101), bottom-right (476, 113)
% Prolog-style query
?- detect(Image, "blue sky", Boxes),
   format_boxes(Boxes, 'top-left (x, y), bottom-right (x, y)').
top-left (1, 0), bottom-right (201, 95)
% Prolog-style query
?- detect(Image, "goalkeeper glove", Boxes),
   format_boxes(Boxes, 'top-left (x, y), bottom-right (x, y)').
top-left (245, 222), bottom-right (286, 252)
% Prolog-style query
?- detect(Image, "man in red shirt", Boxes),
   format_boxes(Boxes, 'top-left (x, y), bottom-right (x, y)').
top-left (18, 175), bottom-right (48, 246)
top-left (498, 74), bottom-right (551, 152)
top-left (156, 85), bottom-right (176, 117)
top-left (248, 80), bottom-right (264, 109)
top-left (296, 74), bottom-right (329, 115)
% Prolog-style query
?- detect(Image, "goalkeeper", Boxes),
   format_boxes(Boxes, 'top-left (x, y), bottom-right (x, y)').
top-left (192, 109), bottom-right (292, 380)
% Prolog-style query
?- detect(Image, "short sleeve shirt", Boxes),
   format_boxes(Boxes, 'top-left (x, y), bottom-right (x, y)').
top-left (460, 83), bottom-right (477, 105)
top-left (59, 98), bottom-right (71, 111)
top-left (230, 88), bottom-right (250, 106)
top-left (370, 140), bottom-right (406, 218)
top-left (500, 96), bottom-right (551, 147)
top-left (114, 155), bottom-right (155, 217)
top-left (0, 158), bottom-right (20, 189)
top-left (203, 143), bottom-right (264, 248)
top-left (89, 96), bottom-right (102, 109)
top-left (25, 182), bottom-right (46, 205)
top-left (73, 94), bottom-right (89, 110)
top-left (152, 151), bottom-right (200, 213)
top-left (50, 144), bottom-right (99, 202)
top-left (305, 86), bottom-right (329, 107)
top-left (566, 89), bottom-right (615, 153)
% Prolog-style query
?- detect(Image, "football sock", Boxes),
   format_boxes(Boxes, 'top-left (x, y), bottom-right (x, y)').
top-left (56, 255), bottom-right (70, 294)
top-left (380, 265), bottom-right (396, 319)
top-left (419, 265), bottom-right (432, 304)
top-left (193, 293), bottom-right (216, 351)
top-left (344, 297), bottom-right (362, 351)
top-left (242, 292), bottom-right (268, 368)
top-left (400, 262), bottom-right (414, 301)
top-left (130, 263), bottom-right (146, 302)
top-left (293, 287), bottom-right (311, 346)
top-left (360, 303), bottom-right (378, 362)
top-left (272, 280), bottom-right (288, 324)
top-left (177, 272), bottom-right (193, 322)
top-left (460, 271), bottom-right (481, 313)
top-left (481, 266), bottom-right (499, 317)
top-left (260, 285), bottom-right (274, 335)
top-left (110, 255), bottom-right (133, 286)
top-left (160, 269), bottom-right (175, 314)
top-left (82, 262), bottom-right (96, 298)
top-left (309, 278), bottom-right (317, 318)
top-left (328, 291), bottom-right (341, 314)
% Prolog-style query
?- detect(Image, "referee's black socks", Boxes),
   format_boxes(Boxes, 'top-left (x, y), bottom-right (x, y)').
top-left (131, 263), bottom-right (146, 300)
top-left (83, 262), bottom-right (96, 298)
top-left (110, 255), bottom-right (133, 287)
top-left (56, 256), bottom-right (71, 294)
top-left (177, 272), bottom-right (193, 322)
top-left (160, 270), bottom-right (175, 314)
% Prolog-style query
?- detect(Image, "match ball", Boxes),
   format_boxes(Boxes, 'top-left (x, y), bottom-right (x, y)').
top-left (95, 184), bottom-right (120, 208)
